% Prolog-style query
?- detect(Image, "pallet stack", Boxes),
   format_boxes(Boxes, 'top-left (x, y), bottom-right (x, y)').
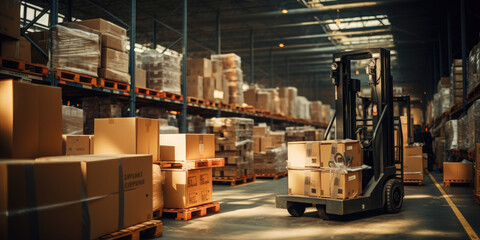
top-left (287, 139), bottom-right (363, 199)
top-left (252, 124), bottom-right (287, 178)
top-left (159, 134), bottom-right (223, 220)
top-left (211, 54), bottom-right (243, 106)
top-left (450, 59), bottom-right (464, 107)
top-left (207, 117), bottom-right (255, 185)
top-left (187, 58), bottom-right (215, 102)
top-left (403, 145), bottom-right (424, 185)
top-left (141, 49), bottom-right (182, 94)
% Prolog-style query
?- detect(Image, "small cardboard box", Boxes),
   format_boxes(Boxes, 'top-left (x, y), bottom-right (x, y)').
top-left (163, 168), bottom-right (212, 208)
top-left (253, 125), bottom-right (269, 136)
top-left (0, 0), bottom-right (20, 40)
top-left (1, 37), bottom-right (31, 63)
top-left (287, 169), bottom-right (321, 197)
top-left (62, 135), bottom-right (91, 155)
top-left (159, 134), bottom-right (215, 161)
top-left (287, 141), bottom-right (321, 168)
top-left (77, 18), bottom-right (127, 36)
top-left (187, 58), bottom-right (212, 77)
top-left (94, 118), bottom-right (160, 161)
top-left (443, 162), bottom-right (473, 181)
top-left (135, 68), bottom-right (147, 88)
top-left (321, 171), bottom-right (362, 199)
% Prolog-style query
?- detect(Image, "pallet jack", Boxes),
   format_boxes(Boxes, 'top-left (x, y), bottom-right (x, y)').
top-left (276, 48), bottom-right (405, 219)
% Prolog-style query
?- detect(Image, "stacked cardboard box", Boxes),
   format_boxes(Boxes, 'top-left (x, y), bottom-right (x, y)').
top-left (450, 59), bottom-right (463, 107)
top-left (1, 37), bottom-right (31, 63)
top-left (211, 54), bottom-right (243, 105)
top-left (141, 49), bottom-right (181, 94)
top-left (445, 120), bottom-right (459, 150)
top-left (295, 96), bottom-right (311, 119)
top-left (187, 58), bottom-right (216, 101)
top-left (287, 140), bottom-right (363, 199)
top-left (82, 96), bottom-right (123, 134)
top-left (159, 134), bottom-right (215, 208)
top-left (278, 87), bottom-right (298, 117)
top-left (310, 101), bottom-right (322, 123)
top-left (0, 1), bottom-right (30, 63)
top-left (188, 115), bottom-right (207, 133)
top-left (286, 126), bottom-right (316, 142)
top-left (403, 146), bottom-right (424, 181)
top-left (444, 162), bottom-right (473, 182)
top-left (252, 124), bottom-right (287, 175)
top-left (207, 118), bottom-right (254, 177)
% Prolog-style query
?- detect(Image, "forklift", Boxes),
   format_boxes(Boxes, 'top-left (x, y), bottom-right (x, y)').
top-left (276, 48), bottom-right (405, 219)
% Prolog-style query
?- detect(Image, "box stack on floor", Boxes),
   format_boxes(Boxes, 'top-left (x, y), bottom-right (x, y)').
top-left (211, 54), bottom-right (243, 106)
top-left (450, 59), bottom-right (464, 108)
top-left (0, 79), bottom-right (162, 239)
top-left (206, 117), bottom-right (255, 180)
top-left (159, 134), bottom-right (222, 218)
top-left (287, 139), bottom-right (364, 199)
top-left (187, 58), bottom-right (215, 102)
top-left (141, 49), bottom-right (182, 94)
top-left (252, 124), bottom-right (287, 177)
top-left (399, 116), bottom-right (425, 184)
top-left (76, 19), bottom-right (130, 84)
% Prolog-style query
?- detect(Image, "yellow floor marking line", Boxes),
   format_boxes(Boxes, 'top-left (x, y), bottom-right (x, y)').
top-left (427, 172), bottom-right (479, 240)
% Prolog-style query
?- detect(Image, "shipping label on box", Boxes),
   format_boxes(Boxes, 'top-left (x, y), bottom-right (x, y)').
top-left (62, 135), bottom-right (90, 155)
top-left (287, 169), bottom-right (321, 197)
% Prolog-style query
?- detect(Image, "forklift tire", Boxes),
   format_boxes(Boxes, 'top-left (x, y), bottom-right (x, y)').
top-left (384, 178), bottom-right (404, 213)
top-left (287, 204), bottom-right (305, 217)
top-left (316, 205), bottom-right (333, 220)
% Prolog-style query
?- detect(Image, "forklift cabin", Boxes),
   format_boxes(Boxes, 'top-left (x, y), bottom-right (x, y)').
top-left (276, 48), bottom-right (405, 219)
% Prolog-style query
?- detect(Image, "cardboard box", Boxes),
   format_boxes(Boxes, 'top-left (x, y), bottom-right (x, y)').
top-left (187, 76), bottom-right (203, 98)
top-left (253, 125), bottom-right (269, 136)
top-left (244, 88), bottom-right (257, 107)
top-left (62, 135), bottom-right (91, 155)
top-left (287, 169), bottom-right (321, 197)
top-left (89, 135), bottom-right (95, 154)
top-left (319, 140), bottom-right (362, 168)
top-left (1, 37), bottom-right (31, 63)
top-left (260, 136), bottom-right (274, 153)
top-left (153, 164), bottom-right (164, 215)
top-left (163, 168), bottom-right (212, 208)
top-left (135, 68), bottom-right (147, 88)
top-left (400, 116), bottom-right (409, 145)
top-left (101, 48), bottom-right (129, 73)
top-left (160, 134), bottom-right (215, 161)
top-left (253, 136), bottom-right (261, 153)
top-left (0, 80), bottom-right (62, 159)
top-left (287, 141), bottom-right (321, 168)
top-left (99, 67), bottom-right (131, 84)
top-left (0, 0), bottom-right (20, 40)
top-left (321, 171), bottom-right (362, 199)
top-left (102, 33), bottom-right (126, 52)
top-left (77, 18), bottom-right (127, 36)
top-left (443, 162), bottom-right (473, 181)
top-left (187, 58), bottom-right (212, 77)
top-left (203, 77), bottom-right (215, 102)
top-left (94, 118), bottom-right (160, 161)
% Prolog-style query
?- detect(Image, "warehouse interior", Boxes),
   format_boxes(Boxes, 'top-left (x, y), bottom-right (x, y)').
top-left (1, 0), bottom-right (480, 239)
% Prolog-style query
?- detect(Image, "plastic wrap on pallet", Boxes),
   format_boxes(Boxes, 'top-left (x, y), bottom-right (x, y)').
top-left (468, 44), bottom-right (479, 95)
top-left (141, 49), bottom-right (181, 94)
top-left (458, 115), bottom-right (467, 150)
top-left (211, 53), bottom-right (244, 105)
top-left (264, 88), bottom-right (281, 114)
top-left (152, 164), bottom-right (164, 214)
top-left (62, 105), bottom-right (84, 134)
top-left (254, 144), bottom-right (287, 174)
top-left (441, 88), bottom-right (451, 113)
top-left (82, 96), bottom-right (122, 134)
top-left (310, 101), bottom-right (323, 123)
top-left (50, 25), bottom-right (100, 77)
top-left (445, 120), bottom-right (459, 150)
top-left (467, 100), bottom-right (480, 152)
top-left (294, 96), bottom-right (310, 119)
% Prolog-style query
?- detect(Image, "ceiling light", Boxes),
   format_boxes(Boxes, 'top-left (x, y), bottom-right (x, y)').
top-left (355, 70), bottom-right (360, 75)
top-left (282, 9), bottom-right (288, 13)
top-left (279, 43), bottom-right (285, 48)
top-left (335, 19), bottom-right (341, 25)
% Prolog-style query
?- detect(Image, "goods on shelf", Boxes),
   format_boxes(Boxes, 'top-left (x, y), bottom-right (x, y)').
top-left (458, 114), bottom-right (467, 150)
top-left (1, 36), bottom-right (31, 63)
top-left (468, 44), bottom-right (479, 95)
top-left (434, 137), bottom-right (446, 169)
top-left (211, 53), bottom-right (243, 105)
top-left (286, 126), bottom-right (316, 142)
top-left (287, 140), bottom-right (363, 199)
top-left (207, 117), bottom-right (254, 177)
top-left (135, 68), bottom-right (147, 88)
top-left (94, 117), bottom-right (160, 161)
top-left (62, 105), bottom-right (84, 134)
top-left (186, 58), bottom-right (216, 102)
top-left (278, 86), bottom-right (298, 117)
top-left (310, 101), bottom-right (322, 123)
top-left (244, 86), bottom-right (282, 114)
top-left (0, 0), bottom-right (20, 40)
top-left (186, 76), bottom-right (203, 99)
top-left (467, 100), bottom-right (480, 152)
top-left (0, 79), bottom-right (62, 159)
top-left (445, 120), bottom-right (459, 150)
top-left (295, 96), bottom-right (311, 120)
top-left (321, 104), bottom-right (332, 123)
top-left (82, 96), bottom-right (123, 134)
top-left (450, 59), bottom-right (463, 106)
top-left (141, 49), bottom-right (181, 94)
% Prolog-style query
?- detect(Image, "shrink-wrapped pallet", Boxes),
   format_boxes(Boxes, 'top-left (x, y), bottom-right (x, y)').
top-left (467, 100), bottom-right (480, 152)
top-left (445, 120), bottom-right (458, 150)
top-left (141, 49), bottom-right (181, 94)
top-left (211, 54), bottom-right (243, 105)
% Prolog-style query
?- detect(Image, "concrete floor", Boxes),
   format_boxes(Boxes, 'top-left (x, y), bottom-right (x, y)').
top-left (159, 172), bottom-right (480, 239)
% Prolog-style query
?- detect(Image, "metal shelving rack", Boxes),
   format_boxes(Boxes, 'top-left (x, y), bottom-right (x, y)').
top-left (10, 0), bottom-right (328, 131)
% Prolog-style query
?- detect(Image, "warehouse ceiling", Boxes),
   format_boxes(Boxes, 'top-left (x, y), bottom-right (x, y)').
top-left (23, 0), bottom-right (480, 105)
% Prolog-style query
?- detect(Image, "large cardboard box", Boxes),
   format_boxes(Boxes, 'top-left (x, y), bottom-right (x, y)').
top-left (62, 135), bottom-right (91, 155)
top-left (99, 67), bottom-right (131, 84)
top-left (102, 33), bottom-right (126, 52)
top-left (77, 18), bottom-right (127, 36)
top-left (0, 0), bottom-right (20, 40)
top-left (287, 169), bottom-right (321, 197)
top-left (135, 68), bottom-right (147, 88)
top-left (187, 58), bottom-right (212, 77)
top-left (160, 134), bottom-right (215, 161)
top-left (321, 171), bottom-right (362, 199)
top-left (187, 76), bottom-right (203, 98)
top-left (0, 80), bottom-right (62, 159)
top-left (101, 48), bottom-right (129, 73)
top-left (94, 118), bottom-right (160, 161)
top-left (443, 162), bottom-right (473, 181)
top-left (320, 140), bottom-right (362, 168)
top-left (404, 146), bottom-right (423, 180)
top-left (260, 136), bottom-right (274, 153)
top-left (287, 141), bottom-right (321, 168)
top-left (163, 168), bottom-right (212, 208)
top-left (1, 37), bottom-right (31, 63)
top-left (203, 77), bottom-right (215, 102)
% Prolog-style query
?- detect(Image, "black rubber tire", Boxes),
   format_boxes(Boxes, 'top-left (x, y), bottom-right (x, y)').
top-left (316, 205), bottom-right (332, 220)
top-left (384, 178), bottom-right (404, 213)
top-left (287, 204), bottom-right (305, 217)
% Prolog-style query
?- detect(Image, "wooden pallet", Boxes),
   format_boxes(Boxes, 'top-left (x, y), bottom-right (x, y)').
top-left (0, 57), bottom-right (49, 76)
top-left (159, 91), bottom-right (183, 101)
top-left (97, 220), bottom-right (163, 240)
top-left (474, 194), bottom-right (480, 205)
top-left (187, 96), bottom-right (207, 105)
top-left (136, 87), bottom-right (160, 97)
top-left (256, 171), bottom-right (288, 180)
top-left (159, 158), bottom-right (225, 170)
top-left (208, 101), bottom-right (221, 108)
top-left (213, 174), bottom-right (256, 186)
top-left (98, 78), bottom-right (130, 93)
top-left (219, 102), bottom-right (230, 109)
top-left (163, 202), bottom-right (220, 221)
top-left (443, 179), bottom-right (473, 187)
top-left (56, 69), bottom-right (97, 86)
top-left (404, 179), bottom-right (424, 186)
